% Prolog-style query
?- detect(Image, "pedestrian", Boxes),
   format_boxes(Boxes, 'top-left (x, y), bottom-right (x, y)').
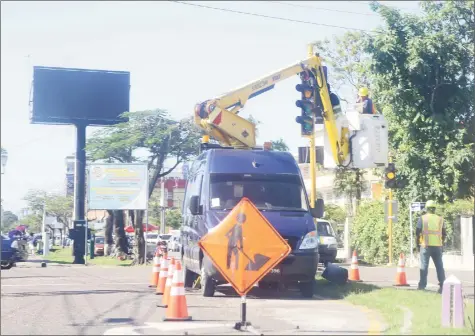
top-left (415, 200), bottom-right (446, 293)
top-left (356, 87), bottom-right (377, 114)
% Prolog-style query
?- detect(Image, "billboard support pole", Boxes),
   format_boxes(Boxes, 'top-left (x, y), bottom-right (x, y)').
top-left (73, 123), bottom-right (87, 265)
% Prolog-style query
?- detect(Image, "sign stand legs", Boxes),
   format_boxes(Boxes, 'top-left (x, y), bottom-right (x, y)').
top-left (234, 295), bottom-right (252, 331)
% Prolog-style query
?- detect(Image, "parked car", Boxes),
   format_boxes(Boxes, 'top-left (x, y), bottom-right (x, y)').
top-left (1, 234), bottom-right (29, 269)
top-left (94, 236), bottom-right (105, 256)
top-left (316, 219), bottom-right (338, 266)
top-left (157, 234), bottom-right (171, 243)
top-left (168, 232), bottom-right (181, 252)
top-left (146, 233), bottom-right (159, 244)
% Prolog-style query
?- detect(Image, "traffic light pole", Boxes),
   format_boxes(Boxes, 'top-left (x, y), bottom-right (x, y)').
top-left (307, 44), bottom-right (317, 208)
top-left (387, 156), bottom-right (393, 265)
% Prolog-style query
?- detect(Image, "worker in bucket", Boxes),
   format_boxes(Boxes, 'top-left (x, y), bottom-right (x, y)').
top-left (415, 200), bottom-right (446, 294)
top-left (356, 87), bottom-right (377, 114)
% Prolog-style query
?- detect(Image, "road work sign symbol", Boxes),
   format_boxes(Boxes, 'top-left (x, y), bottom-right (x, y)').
top-left (198, 197), bottom-right (291, 296)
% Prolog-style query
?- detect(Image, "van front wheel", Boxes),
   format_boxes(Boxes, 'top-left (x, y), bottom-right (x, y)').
top-left (200, 266), bottom-right (216, 297)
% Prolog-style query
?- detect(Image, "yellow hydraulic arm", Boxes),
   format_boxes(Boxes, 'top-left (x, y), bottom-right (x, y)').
top-left (193, 52), bottom-right (350, 166)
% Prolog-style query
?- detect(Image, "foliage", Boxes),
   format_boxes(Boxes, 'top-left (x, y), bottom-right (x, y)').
top-left (19, 214), bottom-right (42, 233)
top-left (333, 168), bottom-right (367, 216)
top-left (164, 208), bottom-right (182, 230)
top-left (1, 210), bottom-right (18, 229)
top-left (22, 189), bottom-right (73, 232)
top-left (323, 203), bottom-right (346, 226)
top-left (366, 0), bottom-right (475, 203)
top-left (86, 109), bottom-right (202, 263)
top-left (270, 138), bottom-right (289, 152)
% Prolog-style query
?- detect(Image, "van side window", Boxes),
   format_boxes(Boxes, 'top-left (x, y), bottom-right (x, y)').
top-left (184, 166), bottom-right (203, 213)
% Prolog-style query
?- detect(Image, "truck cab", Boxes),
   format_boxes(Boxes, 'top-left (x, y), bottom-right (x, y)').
top-left (180, 148), bottom-right (322, 298)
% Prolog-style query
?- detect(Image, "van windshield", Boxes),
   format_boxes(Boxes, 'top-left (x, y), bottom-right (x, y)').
top-left (317, 221), bottom-right (334, 237)
top-left (209, 173), bottom-right (308, 211)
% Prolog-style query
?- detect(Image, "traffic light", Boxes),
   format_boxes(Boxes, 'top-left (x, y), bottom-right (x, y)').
top-left (384, 163), bottom-right (396, 189)
top-left (296, 70), bottom-right (317, 136)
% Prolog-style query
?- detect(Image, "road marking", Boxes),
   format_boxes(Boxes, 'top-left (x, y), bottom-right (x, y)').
top-left (103, 322), bottom-right (232, 335)
top-left (358, 305), bottom-right (384, 335)
top-left (1, 282), bottom-right (148, 287)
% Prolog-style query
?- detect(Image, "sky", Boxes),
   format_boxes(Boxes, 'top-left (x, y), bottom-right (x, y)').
top-left (0, 1), bottom-right (421, 213)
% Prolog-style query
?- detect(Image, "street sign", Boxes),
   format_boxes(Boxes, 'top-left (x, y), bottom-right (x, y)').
top-left (384, 200), bottom-right (398, 223)
top-left (411, 202), bottom-right (426, 212)
top-left (198, 198), bottom-right (291, 296)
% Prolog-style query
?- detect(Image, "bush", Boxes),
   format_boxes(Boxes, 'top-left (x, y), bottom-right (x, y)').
top-left (351, 198), bottom-right (474, 265)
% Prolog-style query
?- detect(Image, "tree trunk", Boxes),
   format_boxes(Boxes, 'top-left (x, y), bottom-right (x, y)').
top-left (113, 210), bottom-right (128, 254)
top-left (134, 210), bottom-right (146, 264)
top-left (354, 169), bottom-right (362, 215)
top-left (104, 211), bottom-right (114, 256)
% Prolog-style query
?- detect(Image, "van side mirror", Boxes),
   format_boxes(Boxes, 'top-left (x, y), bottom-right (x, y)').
top-left (310, 198), bottom-right (324, 218)
top-left (189, 195), bottom-right (202, 215)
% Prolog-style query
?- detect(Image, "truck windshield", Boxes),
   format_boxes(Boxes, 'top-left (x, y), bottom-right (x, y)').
top-left (209, 173), bottom-right (308, 211)
top-left (317, 222), bottom-right (334, 236)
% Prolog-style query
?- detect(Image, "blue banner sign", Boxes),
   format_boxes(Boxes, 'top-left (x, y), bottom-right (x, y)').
top-left (87, 164), bottom-right (148, 210)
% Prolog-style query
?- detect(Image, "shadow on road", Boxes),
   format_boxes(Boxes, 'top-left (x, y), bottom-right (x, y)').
top-left (314, 278), bottom-right (381, 300)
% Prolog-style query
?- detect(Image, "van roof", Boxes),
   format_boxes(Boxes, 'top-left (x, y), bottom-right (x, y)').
top-left (205, 149), bottom-right (300, 175)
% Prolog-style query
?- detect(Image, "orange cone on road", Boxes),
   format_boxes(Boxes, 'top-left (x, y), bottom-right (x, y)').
top-left (394, 253), bottom-right (409, 286)
top-left (163, 261), bottom-right (192, 321)
top-left (349, 250), bottom-right (362, 282)
top-left (155, 254), bottom-right (169, 295)
top-left (159, 258), bottom-right (176, 307)
top-left (148, 255), bottom-right (161, 288)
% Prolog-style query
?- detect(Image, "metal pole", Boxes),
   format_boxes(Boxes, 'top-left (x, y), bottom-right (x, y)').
top-left (73, 123), bottom-right (87, 264)
top-left (42, 204), bottom-right (48, 256)
top-left (241, 295), bottom-right (247, 326)
top-left (84, 220), bottom-right (88, 265)
top-left (409, 203), bottom-right (413, 265)
top-left (388, 157), bottom-right (393, 265)
top-left (145, 209), bottom-right (148, 263)
top-left (160, 177), bottom-right (166, 234)
top-left (307, 44), bottom-right (317, 208)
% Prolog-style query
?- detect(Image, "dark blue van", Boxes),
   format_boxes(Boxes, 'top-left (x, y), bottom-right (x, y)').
top-left (180, 147), bottom-right (323, 297)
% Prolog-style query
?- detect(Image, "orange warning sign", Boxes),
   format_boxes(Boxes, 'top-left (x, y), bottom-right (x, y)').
top-left (198, 197), bottom-right (291, 296)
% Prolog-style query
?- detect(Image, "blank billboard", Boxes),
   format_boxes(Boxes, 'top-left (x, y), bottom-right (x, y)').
top-left (31, 66), bottom-right (130, 126)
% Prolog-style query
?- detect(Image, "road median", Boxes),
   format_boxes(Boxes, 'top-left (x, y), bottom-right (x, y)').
top-left (314, 277), bottom-right (474, 335)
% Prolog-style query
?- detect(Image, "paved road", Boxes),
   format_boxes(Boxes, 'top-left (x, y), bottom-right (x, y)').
top-left (346, 265), bottom-right (474, 299)
top-left (1, 262), bottom-right (385, 335)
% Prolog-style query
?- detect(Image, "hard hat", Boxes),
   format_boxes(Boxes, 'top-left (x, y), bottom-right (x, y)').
top-left (425, 200), bottom-right (436, 208)
top-left (359, 87), bottom-right (369, 96)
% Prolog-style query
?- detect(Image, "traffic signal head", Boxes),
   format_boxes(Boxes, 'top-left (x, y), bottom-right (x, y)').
top-left (384, 163), bottom-right (396, 189)
top-left (295, 115), bottom-right (314, 136)
top-left (296, 83), bottom-right (314, 99)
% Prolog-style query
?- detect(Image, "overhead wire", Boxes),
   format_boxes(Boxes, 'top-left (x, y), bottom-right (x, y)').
top-left (170, 1), bottom-right (375, 33)
top-left (267, 1), bottom-right (378, 16)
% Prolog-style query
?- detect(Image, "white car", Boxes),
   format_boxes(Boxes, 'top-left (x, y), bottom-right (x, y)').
top-left (167, 233), bottom-right (181, 252)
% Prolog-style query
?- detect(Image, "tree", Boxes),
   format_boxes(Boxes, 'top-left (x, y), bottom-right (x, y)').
top-left (19, 214), bottom-right (42, 233)
top-left (22, 189), bottom-right (73, 234)
top-left (270, 138), bottom-right (289, 152)
top-left (1, 210), bottom-right (18, 230)
top-left (86, 109), bottom-right (202, 263)
top-left (365, 0), bottom-right (474, 203)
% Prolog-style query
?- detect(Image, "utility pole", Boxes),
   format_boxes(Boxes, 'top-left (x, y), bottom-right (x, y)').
top-left (307, 44), bottom-right (317, 208)
top-left (159, 176), bottom-right (166, 234)
top-left (387, 156), bottom-right (393, 265)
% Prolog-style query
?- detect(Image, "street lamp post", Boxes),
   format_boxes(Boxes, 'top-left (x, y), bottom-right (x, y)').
top-left (409, 195), bottom-right (421, 266)
top-left (1, 150), bottom-right (8, 232)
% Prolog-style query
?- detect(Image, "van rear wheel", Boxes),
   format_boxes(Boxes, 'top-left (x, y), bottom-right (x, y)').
top-left (200, 266), bottom-right (216, 297)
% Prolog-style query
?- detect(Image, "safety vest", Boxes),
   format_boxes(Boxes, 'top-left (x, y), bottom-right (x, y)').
top-left (362, 99), bottom-right (376, 114)
top-left (420, 214), bottom-right (443, 247)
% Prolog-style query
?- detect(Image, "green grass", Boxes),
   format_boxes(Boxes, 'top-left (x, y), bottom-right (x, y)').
top-left (44, 247), bottom-right (139, 267)
top-left (315, 277), bottom-right (475, 335)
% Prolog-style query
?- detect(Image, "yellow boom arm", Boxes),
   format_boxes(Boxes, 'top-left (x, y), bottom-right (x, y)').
top-left (194, 53), bottom-right (350, 165)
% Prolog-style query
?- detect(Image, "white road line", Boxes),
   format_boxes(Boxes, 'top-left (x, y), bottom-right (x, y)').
top-left (1, 282), bottom-right (148, 287)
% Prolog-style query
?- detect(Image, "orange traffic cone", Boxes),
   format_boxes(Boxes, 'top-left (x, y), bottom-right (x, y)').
top-left (159, 258), bottom-right (176, 307)
top-left (163, 261), bottom-right (192, 321)
top-left (349, 250), bottom-right (362, 282)
top-left (155, 254), bottom-right (169, 295)
top-left (148, 255), bottom-right (161, 288)
top-left (394, 253), bottom-right (409, 286)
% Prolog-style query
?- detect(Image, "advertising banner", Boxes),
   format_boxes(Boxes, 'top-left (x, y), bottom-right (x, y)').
top-left (87, 163), bottom-right (148, 210)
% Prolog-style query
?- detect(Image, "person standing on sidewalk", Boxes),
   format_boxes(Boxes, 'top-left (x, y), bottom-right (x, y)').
top-left (416, 200), bottom-right (446, 293)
